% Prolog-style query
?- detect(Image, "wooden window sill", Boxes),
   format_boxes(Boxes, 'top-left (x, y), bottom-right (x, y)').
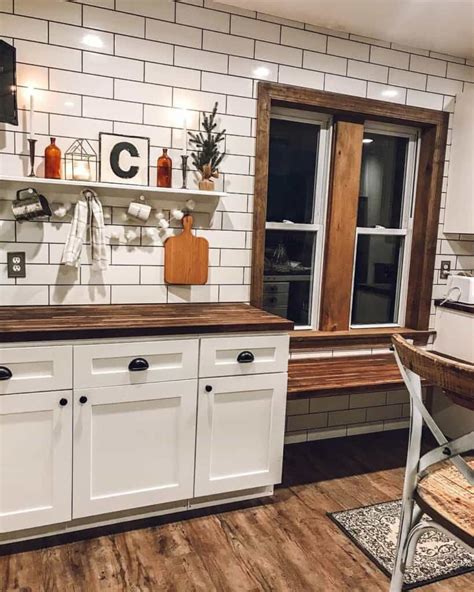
top-left (289, 327), bottom-right (435, 350)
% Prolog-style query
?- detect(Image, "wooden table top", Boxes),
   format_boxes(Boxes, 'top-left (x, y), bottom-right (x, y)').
top-left (288, 354), bottom-right (405, 398)
top-left (0, 304), bottom-right (294, 342)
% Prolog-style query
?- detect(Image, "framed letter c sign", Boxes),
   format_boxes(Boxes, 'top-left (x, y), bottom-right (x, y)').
top-left (99, 133), bottom-right (150, 185)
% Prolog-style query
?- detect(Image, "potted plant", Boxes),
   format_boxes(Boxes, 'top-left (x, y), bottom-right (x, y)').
top-left (188, 102), bottom-right (225, 191)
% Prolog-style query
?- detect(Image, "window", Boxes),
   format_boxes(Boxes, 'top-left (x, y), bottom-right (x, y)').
top-left (351, 124), bottom-right (419, 327)
top-left (263, 108), bottom-right (331, 327)
top-left (252, 83), bottom-right (448, 335)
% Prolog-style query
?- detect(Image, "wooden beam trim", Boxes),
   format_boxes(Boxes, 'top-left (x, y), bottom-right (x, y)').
top-left (260, 82), bottom-right (447, 127)
top-left (250, 84), bottom-right (271, 307)
top-left (405, 117), bottom-right (449, 329)
top-left (319, 120), bottom-right (364, 331)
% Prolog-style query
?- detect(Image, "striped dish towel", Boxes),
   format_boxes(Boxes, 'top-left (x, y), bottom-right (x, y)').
top-left (62, 189), bottom-right (108, 270)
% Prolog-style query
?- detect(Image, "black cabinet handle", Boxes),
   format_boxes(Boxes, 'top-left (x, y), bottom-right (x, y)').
top-left (0, 366), bottom-right (12, 381)
top-left (205, 385), bottom-right (213, 392)
top-left (59, 398), bottom-right (68, 407)
top-left (237, 351), bottom-right (255, 364)
top-left (128, 357), bottom-right (149, 372)
top-left (79, 396), bottom-right (88, 404)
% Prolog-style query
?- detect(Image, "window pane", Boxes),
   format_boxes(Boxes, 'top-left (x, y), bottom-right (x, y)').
top-left (358, 132), bottom-right (408, 228)
top-left (351, 235), bottom-right (403, 325)
top-left (263, 229), bottom-right (315, 326)
top-left (267, 118), bottom-right (319, 224)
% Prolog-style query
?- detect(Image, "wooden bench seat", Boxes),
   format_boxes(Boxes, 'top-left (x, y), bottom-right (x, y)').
top-left (288, 353), bottom-right (405, 398)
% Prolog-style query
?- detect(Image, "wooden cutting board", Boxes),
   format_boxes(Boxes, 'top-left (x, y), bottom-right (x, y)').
top-left (164, 215), bottom-right (209, 285)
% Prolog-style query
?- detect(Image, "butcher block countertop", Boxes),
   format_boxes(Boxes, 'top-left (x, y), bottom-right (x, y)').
top-left (0, 303), bottom-right (294, 343)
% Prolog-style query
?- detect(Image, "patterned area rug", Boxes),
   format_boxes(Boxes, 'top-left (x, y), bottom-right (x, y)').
top-left (328, 500), bottom-right (474, 590)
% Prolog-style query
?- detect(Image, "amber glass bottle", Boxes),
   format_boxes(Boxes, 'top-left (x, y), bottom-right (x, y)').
top-left (157, 148), bottom-right (172, 188)
top-left (44, 137), bottom-right (61, 179)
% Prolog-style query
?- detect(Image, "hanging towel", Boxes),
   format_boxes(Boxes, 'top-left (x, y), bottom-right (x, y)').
top-left (62, 189), bottom-right (108, 270)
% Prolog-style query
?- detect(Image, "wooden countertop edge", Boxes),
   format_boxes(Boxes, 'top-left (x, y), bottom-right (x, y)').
top-left (0, 322), bottom-right (294, 343)
top-left (0, 303), bottom-right (294, 342)
top-left (289, 327), bottom-right (434, 349)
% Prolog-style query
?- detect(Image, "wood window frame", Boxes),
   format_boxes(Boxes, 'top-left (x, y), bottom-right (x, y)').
top-left (251, 81), bottom-right (449, 336)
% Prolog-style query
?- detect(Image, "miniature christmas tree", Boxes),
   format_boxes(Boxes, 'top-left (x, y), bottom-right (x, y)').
top-left (188, 102), bottom-right (226, 190)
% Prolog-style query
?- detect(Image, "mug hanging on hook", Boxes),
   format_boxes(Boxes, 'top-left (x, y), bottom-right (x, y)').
top-left (12, 187), bottom-right (52, 221)
top-left (127, 194), bottom-right (151, 222)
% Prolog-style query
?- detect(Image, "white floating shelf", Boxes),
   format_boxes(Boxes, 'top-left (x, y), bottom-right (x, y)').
top-left (0, 175), bottom-right (226, 208)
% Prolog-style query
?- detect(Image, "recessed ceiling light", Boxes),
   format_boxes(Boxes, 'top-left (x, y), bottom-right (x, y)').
top-left (362, 138), bottom-right (373, 144)
top-left (82, 34), bottom-right (103, 48)
top-left (381, 89), bottom-right (398, 98)
top-left (253, 66), bottom-right (270, 78)
top-left (64, 101), bottom-right (74, 108)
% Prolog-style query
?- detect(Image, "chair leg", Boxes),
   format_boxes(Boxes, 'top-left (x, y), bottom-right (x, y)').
top-left (390, 378), bottom-right (423, 592)
top-left (390, 498), bottom-right (415, 591)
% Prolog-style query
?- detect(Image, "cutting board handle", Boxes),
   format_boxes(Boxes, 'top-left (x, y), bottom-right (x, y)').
top-left (182, 214), bottom-right (193, 234)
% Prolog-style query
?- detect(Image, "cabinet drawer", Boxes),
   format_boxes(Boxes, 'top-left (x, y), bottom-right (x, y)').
top-left (199, 334), bottom-right (289, 378)
top-left (0, 346), bottom-right (72, 395)
top-left (74, 339), bottom-right (199, 388)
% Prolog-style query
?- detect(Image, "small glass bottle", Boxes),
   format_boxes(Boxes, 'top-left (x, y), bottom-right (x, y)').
top-left (44, 137), bottom-right (61, 179)
top-left (157, 148), bottom-right (172, 188)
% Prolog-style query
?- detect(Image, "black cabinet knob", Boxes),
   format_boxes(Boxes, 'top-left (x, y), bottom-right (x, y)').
top-left (79, 396), bottom-right (88, 404)
top-left (0, 366), bottom-right (12, 381)
top-left (128, 357), bottom-right (149, 372)
top-left (205, 385), bottom-right (213, 392)
top-left (59, 398), bottom-right (68, 407)
top-left (237, 351), bottom-right (255, 364)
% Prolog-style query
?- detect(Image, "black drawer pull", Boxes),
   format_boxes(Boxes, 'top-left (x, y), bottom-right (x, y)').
top-left (237, 351), bottom-right (255, 364)
top-left (59, 398), bottom-right (68, 407)
top-left (0, 366), bottom-right (12, 380)
top-left (79, 396), bottom-right (88, 404)
top-left (128, 358), bottom-right (149, 372)
top-left (205, 385), bottom-right (213, 392)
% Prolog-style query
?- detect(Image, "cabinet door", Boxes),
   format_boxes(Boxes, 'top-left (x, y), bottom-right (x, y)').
top-left (0, 391), bottom-right (72, 533)
top-left (194, 373), bottom-right (287, 497)
top-left (73, 380), bottom-right (197, 518)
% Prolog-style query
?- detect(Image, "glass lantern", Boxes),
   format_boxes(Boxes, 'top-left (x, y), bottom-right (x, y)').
top-left (64, 139), bottom-right (97, 182)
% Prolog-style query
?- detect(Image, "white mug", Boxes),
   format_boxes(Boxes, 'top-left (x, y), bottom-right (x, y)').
top-left (127, 201), bottom-right (151, 222)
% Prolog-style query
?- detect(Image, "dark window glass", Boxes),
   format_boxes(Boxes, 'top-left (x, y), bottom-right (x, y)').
top-left (358, 133), bottom-right (408, 228)
top-left (267, 118), bottom-right (319, 224)
top-left (263, 230), bottom-right (315, 326)
top-left (351, 235), bottom-right (403, 325)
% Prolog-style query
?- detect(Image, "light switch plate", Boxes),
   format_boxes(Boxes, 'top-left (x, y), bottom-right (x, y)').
top-left (7, 252), bottom-right (26, 278)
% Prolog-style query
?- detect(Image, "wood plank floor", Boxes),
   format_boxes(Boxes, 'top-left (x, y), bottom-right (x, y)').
top-left (1, 430), bottom-right (472, 592)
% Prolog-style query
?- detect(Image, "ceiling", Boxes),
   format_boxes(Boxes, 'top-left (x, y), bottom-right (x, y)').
top-left (219, 0), bottom-right (474, 59)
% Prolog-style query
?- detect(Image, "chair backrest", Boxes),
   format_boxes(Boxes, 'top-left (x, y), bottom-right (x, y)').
top-left (392, 335), bottom-right (474, 409)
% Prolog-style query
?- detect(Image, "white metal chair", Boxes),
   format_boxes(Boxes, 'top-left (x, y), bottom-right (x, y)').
top-left (390, 335), bottom-right (474, 592)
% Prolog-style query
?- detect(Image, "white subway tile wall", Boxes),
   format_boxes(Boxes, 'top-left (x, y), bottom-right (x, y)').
top-left (1, 0), bottom-right (473, 439)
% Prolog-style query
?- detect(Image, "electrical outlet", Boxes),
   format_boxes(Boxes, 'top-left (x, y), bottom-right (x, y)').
top-left (7, 252), bottom-right (26, 278)
top-left (440, 260), bottom-right (451, 280)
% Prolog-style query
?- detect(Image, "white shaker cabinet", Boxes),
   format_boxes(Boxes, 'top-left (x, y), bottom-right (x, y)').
top-left (72, 380), bottom-right (197, 518)
top-left (194, 373), bottom-right (287, 497)
top-left (0, 391), bottom-right (72, 533)
top-left (444, 86), bottom-right (474, 234)
top-left (0, 328), bottom-right (290, 539)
